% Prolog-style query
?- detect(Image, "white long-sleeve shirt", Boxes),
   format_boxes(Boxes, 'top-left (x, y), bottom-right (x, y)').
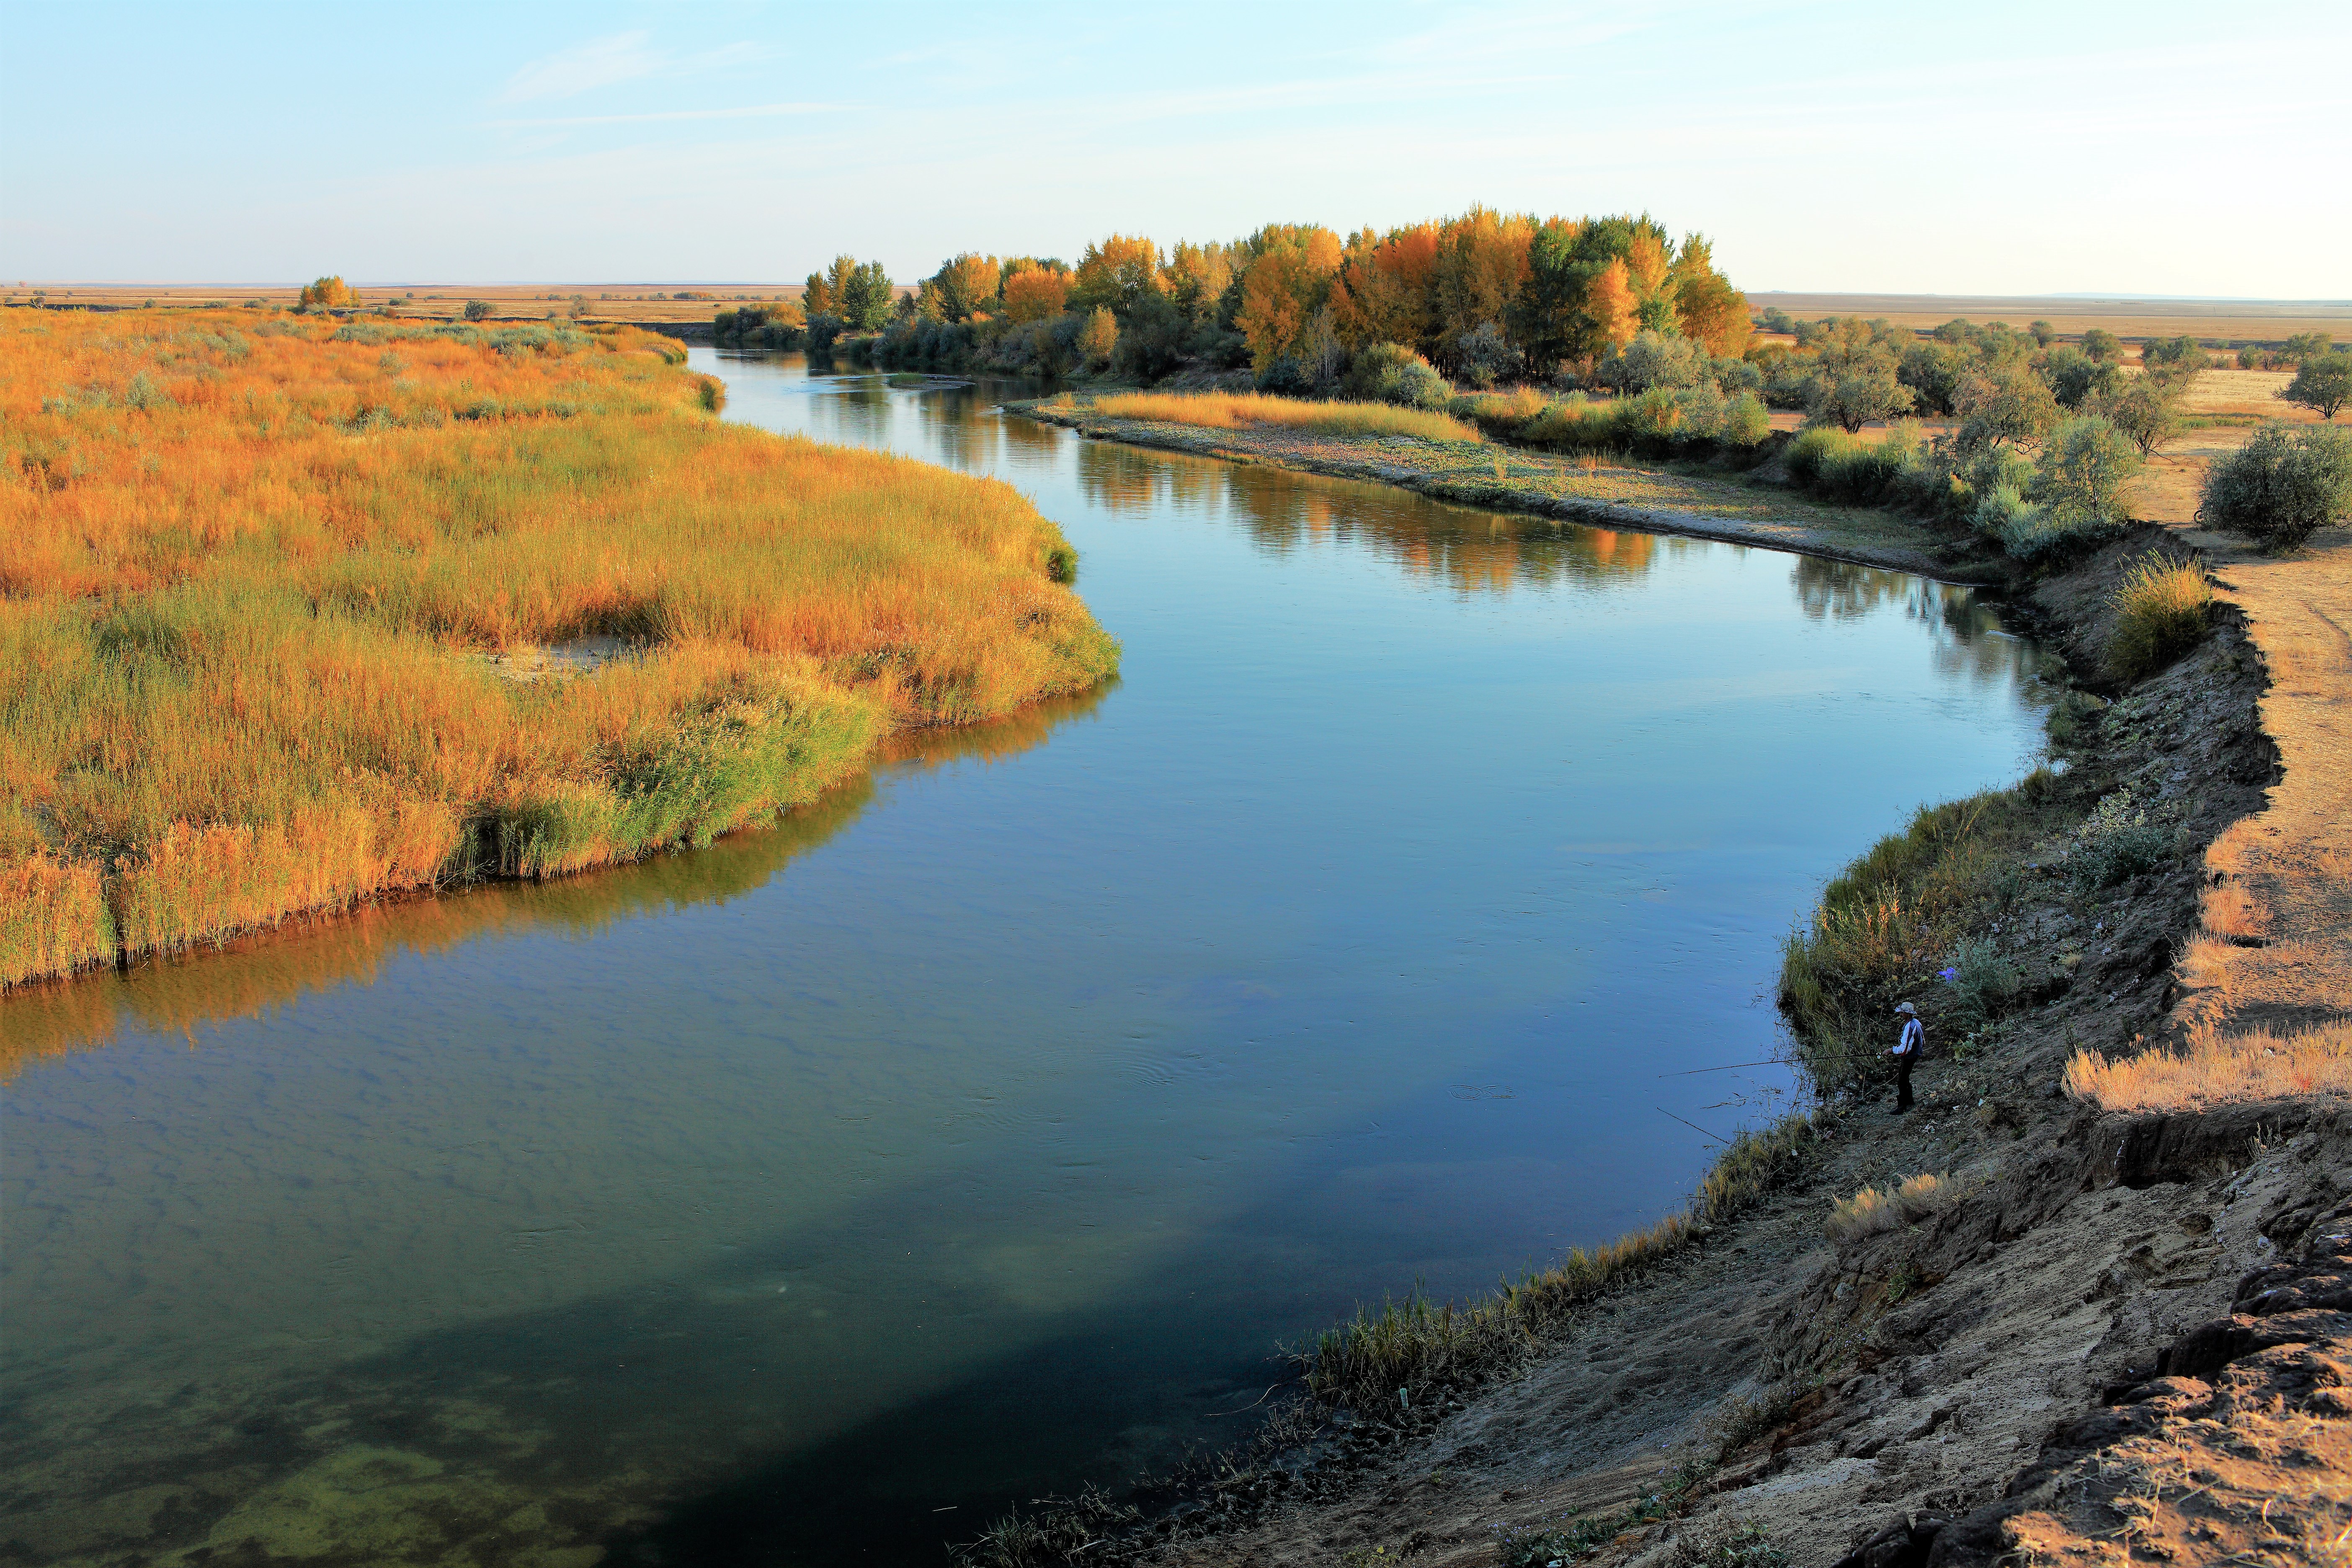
top-left (1893, 1018), bottom-right (1923, 1057)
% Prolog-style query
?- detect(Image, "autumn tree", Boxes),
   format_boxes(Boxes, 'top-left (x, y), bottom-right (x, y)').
top-left (1163, 241), bottom-right (1238, 325)
top-left (1666, 236), bottom-right (1749, 356)
top-left (1329, 222), bottom-right (1441, 353)
top-left (1068, 235), bottom-right (1165, 317)
top-left (299, 276), bottom-right (357, 310)
top-left (929, 253), bottom-right (1002, 322)
top-left (1001, 266), bottom-right (1071, 325)
top-left (1077, 307), bottom-right (1119, 369)
top-left (1232, 226), bottom-right (1343, 375)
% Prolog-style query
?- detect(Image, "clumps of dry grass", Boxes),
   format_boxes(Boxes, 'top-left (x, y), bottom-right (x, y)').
top-left (2064, 1020), bottom-right (2352, 1112)
top-left (0, 309), bottom-right (1117, 988)
top-left (2105, 555), bottom-right (2213, 679)
top-left (1088, 389), bottom-right (1482, 444)
top-left (1825, 1173), bottom-right (1960, 1241)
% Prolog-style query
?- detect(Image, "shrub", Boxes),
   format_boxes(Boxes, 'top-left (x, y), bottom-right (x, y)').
top-left (1721, 391), bottom-right (1771, 447)
top-left (462, 299), bottom-right (492, 322)
top-left (1344, 342), bottom-right (1451, 409)
top-left (1596, 328), bottom-right (1711, 395)
top-left (1803, 358), bottom-right (1914, 433)
top-left (1783, 425), bottom-right (1847, 485)
top-left (1447, 321), bottom-right (1522, 389)
top-left (2197, 421), bottom-right (2352, 549)
top-left (2106, 556), bottom-right (2212, 678)
top-left (1671, 1519), bottom-right (1791, 1568)
top-left (695, 376), bottom-right (725, 413)
top-left (2043, 347), bottom-right (2123, 409)
top-left (2030, 415), bottom-right (2141, 526)
top-left (2281, 351), bottom-right (2352, 420)
top-left (1942, 935), bottom-right (2021, 1026)
top-left (2064, 788), bottom-right (2173, 890)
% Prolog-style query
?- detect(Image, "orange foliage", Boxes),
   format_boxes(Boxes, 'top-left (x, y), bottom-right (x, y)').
top-left (1070, 234), bottom-right (1166, 314)
top-left (1331, 223), bottom-right (1442, 351)
top-left (0, 309), bottom-right (1117, 988)
top-left (1584, 259), bottom-right (1640, 351)
top-left (1001, 269), bottom-right (1070, 324)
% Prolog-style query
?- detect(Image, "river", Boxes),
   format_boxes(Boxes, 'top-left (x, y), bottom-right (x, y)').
top-left (0, 354), bottom-right (2053, 1565)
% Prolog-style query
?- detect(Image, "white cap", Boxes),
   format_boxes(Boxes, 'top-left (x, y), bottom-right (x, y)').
top-left (1895, 1002), bottom-right (1917, 1016)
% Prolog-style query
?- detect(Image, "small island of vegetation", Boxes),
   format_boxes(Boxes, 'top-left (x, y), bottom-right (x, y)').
top-left (0, 309), bottom-right (1117, 990)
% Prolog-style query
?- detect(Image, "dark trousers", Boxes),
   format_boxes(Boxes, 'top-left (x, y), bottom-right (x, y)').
top-left (1894, 1052), bottom-right (1915, 1111)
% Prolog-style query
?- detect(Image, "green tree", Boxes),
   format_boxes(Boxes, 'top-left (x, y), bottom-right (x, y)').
top-left (838, 260), bottom-right (894, 331)
top-left (462, 299), bottom-right (492, 322)
top-left (1955, 364), bottom-right (2059, 451)
top-left (2280, 351), bottom-right (2352, 420)
top-left (1803, 359), bottom-right (1914, 432)
top-left (2094, 375), bottom-right (2189, 456)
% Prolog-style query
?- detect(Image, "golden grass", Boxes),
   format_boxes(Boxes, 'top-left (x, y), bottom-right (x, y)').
top-left (1088, 389), bottom-right (1481, 444)
top-left (1826, 1172), bottom-right (1957, 1241)
top-left (0, 309), bottom-right (1114, 988)
top-left (2066, 1020), bottom-right (2352, 1112)
top-left (2106, 557), bottom-right (2214, 678)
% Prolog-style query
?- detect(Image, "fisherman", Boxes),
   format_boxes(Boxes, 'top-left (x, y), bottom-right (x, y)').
top-left (1891, 1002), bottom-right (1924, 1113)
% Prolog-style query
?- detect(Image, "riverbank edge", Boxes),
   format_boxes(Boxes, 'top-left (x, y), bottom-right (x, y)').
top-left (1001, 397), bottom-right (2005, 585)
top-left (957, 493), bottom-right (2350, 1563)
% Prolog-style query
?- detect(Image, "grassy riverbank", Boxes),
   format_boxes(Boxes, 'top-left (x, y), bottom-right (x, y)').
top-left (0, 309), bottom-right (1116, 990)
top-left (1009, 391), bottom-right (1986, 580)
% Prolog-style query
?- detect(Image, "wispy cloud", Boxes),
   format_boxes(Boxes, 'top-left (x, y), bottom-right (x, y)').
top-left (498, 31), bottom-right (771, 104)
top-left (488, 102), bottom-right (846, 129)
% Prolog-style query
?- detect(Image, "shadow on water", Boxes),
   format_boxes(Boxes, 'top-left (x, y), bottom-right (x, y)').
top-left (0, 682), bottom-right (1112, 1075)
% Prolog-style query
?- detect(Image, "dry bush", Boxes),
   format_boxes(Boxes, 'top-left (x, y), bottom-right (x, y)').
top-left (1089, 389), bottom-right (1481, 444)
top-left (2065, 1021), bottom-right (2352, 1112)
top-left (0, 309), bottom-right (1116, 987)
top-left (1826, 1173), bottom-right (1957, 1241)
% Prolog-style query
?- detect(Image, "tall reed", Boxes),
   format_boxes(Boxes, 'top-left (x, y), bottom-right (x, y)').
top-left (0, 310), bottom-right (1117, 987)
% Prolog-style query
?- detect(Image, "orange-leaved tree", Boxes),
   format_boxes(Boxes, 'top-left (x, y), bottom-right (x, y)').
top-left (1068, 235), bottom-right (1165, 317)
top-left (299, 276), bottom-right (358, 310)
top-left (1001, 266), bottom-right (1070, 325)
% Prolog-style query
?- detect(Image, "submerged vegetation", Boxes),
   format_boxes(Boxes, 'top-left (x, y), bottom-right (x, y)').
top-left (0, 309), bottom-right (1116, 988)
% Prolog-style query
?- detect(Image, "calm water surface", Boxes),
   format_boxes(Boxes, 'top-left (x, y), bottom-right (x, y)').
top-left (0, 355), bottom-right (2053, 1564)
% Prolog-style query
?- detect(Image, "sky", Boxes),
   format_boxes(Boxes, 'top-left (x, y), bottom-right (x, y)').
top-left (3, 0), bottom-right (2346, 298)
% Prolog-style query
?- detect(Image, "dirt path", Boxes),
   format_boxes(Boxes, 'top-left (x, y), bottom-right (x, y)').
top-left (2171, 521), bottom-right (2352, 1042)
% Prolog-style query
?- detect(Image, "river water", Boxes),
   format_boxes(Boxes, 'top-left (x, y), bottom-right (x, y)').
top-left (0, 355), bottom-right (2053, 1565)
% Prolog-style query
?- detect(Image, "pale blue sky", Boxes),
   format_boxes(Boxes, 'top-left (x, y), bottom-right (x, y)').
top-left (3, 1), bottom-right (2344, 297)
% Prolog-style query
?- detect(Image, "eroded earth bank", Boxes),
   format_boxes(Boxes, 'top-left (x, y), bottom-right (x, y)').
top-left (986, 499), bottom-right (2350, 1568)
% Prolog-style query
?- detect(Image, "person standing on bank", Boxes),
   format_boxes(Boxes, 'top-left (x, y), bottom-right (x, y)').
top-left (1891, 1002), bottom-right (1924, 1112)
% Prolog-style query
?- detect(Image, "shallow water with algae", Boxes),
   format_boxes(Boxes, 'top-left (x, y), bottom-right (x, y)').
top-left (1, 353), bottom-right (2053, 1565)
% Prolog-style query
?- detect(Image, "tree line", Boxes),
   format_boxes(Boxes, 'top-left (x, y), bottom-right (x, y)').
top-left (716, 209), bottom-right (1752, 393)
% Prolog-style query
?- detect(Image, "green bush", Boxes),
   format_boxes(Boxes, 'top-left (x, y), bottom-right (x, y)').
top-left (2065, 789), bottom-right (2172, 890)
top-left (1943, 934), bottom-right (2022, 1026)
top-left (2031, 415), bottom-right (2141, 526)
top-left (1721, 391), bottom-right (1772, 446)
top-left (1784, 426), bottom-right (1847, 485)
top-left (1345, 341), bottom-right (1452, 409)
top-left (2197, 421), bottom-right (2352, 549)
top-left (461, 299), bottom-right (492, 322)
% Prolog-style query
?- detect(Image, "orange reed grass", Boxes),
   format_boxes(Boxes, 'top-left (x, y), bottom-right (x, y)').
top-left (0, 308), bottom-right (1116, 987)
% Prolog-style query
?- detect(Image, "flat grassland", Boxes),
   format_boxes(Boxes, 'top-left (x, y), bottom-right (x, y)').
top-left (0, 309), bottom-right (1115, 990)
top-left (6, 283), bottom-right (819, 328)
top-left (1749, 291), bottom-right (2352, 343)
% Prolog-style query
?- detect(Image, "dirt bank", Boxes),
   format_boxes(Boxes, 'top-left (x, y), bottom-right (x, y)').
top-left (970, 426), bottom-right (2349, 1566)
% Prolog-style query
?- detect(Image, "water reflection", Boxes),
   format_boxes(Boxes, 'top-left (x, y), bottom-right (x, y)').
top-left (2, 354), bottom-right (2061, 1568)
top-left (1, 684), bottom-right (1108, 1071)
